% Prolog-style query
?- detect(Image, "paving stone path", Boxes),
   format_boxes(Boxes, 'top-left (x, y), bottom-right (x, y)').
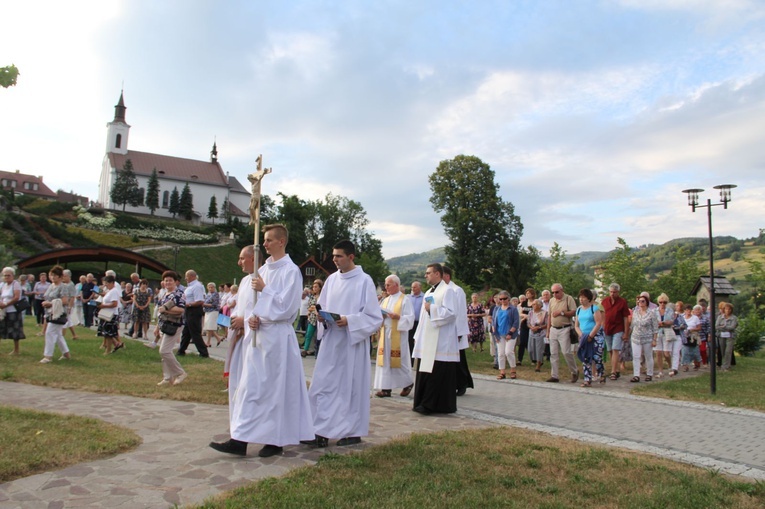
top-left (1, 343), bottom-right (763, 508)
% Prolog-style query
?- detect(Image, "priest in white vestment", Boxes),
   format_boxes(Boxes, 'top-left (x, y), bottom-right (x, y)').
top-left (373, 275), bottom-right (414, 398)
top-left (443, 266), bottom-right (474, 396)
top-left (412, 263), bottom-right (460, 414)
top-left (307, 240), bottom-right (382, 447)
top-left (211, 226), bottom-right (314, 458)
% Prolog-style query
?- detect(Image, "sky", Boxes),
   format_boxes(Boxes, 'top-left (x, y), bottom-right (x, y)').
top-left (1, 0), bottom-right (764, 259)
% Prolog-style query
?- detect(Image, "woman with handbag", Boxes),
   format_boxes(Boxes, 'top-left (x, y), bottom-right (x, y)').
top-left (654, 293), bottom-right (676, 378)
top-left (154, 270), bottom-right (187, 386)
top-left (40, 266), bottom-right (71, 363)
top-left (97, 275), bottom-right (122, 355)
top-left (1, 267), bottom-right (26, 355)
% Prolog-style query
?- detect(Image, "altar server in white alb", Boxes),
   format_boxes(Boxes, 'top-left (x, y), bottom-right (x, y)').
top-left (305, 239), bottom-right (382, 448)
top-left (373, 275), bottom-right (415, 398)
top-left (443, 266), bottom-right (474, 396)
top-left (412, 262), bottom-right (460, 415)
top-left (210, 225), bottom-right (314, 458)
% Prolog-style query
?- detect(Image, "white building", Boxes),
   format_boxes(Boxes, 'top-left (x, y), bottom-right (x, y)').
top-left (97, 92), bottom-right (251, 224)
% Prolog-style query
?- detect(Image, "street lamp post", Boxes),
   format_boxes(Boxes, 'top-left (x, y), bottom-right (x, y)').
top-left (681, 184), bottom-right (736, 395)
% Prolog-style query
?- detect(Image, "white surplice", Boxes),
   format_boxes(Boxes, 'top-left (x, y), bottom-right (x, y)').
top-left (373, 291), bottom-right (414, 391)
top-left (308, 265), bottom-right (382, 439)
top-left (412, 281), bottom-right (460, 371)
top-left (451, 281), bottom-right (470, 350)
top-left (229, 255), bottom-right (314, 446)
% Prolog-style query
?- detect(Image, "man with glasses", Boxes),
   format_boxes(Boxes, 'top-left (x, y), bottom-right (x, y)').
top-left (545, 283), bottom-right (579, 383)
top-left (412, 263), bottom-right (459, 414)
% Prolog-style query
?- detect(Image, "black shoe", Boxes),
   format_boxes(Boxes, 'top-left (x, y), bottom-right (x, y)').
top-left (337, 437), bottom-right (361, 446)
top-left (492, 364), bottom-right (499, 370)
top-left (177, 351), bottom-right (186, 356)
top-left (113, 342), bottom-right (124, 352)
top-left (209, 438), bottom-right (247, 456)
top-left (413, 405), bottom-right (431, 415)
top-left (456, 386), bottom-right (467, 397)
top-left (258, 444), bottom-right (283, 458)
top-left (300, 435), bottom-right (328, 448)
top-left (199, 354), bottom-right (209, 358)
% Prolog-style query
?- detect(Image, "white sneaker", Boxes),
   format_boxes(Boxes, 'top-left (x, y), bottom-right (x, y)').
top-left (58, 355), bottom-right (70, 360)
top-left (144, 342), bottom-right (158, 349)
top-left (173, 373), bottom-right (188, 386)
top-left (39, 358), bottom-right (52, 364)
top-left (157, 379), bottom-right (172, 386)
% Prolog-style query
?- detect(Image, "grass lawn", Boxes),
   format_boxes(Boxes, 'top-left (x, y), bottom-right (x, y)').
top-left (0, 317), bottom-right (228, 405)
top-left (0, 405), bottom-right (141, 483)
top-left (196, 427), bottom-right (765, 509)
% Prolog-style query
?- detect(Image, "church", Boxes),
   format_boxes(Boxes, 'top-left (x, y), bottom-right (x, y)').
top-left (97, 92), bottom-right (251, 224)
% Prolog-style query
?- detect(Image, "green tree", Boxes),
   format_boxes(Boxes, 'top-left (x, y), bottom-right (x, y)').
top-left (207, 195), bottom-right (218, 224)
top-left (532, 242), bottom-right (591, 296)
top-left (598, 238), bottom-right (651, 302)
top-left (220, 197), bottom-right (230, 224)
top-left (653, 246), bottom-right (704, 301)
top-left (179, 183), bottom-right (194, 220)
top-left (429, 155), bottom-right (524, 290)
top-left (275, 193), bottom-right (312, 261)
top-left (169, 187), bottom-right (180, 218)
top-left (110, 159), bottom-right (142, 211)
top-left (0, 65), bottom-right (19, 88)
top-left (145, 168), bottom-right (160, 215)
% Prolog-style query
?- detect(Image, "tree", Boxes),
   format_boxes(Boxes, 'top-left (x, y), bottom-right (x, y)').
top-left (653, 246), bottom-right (704, 301)
top-left (0, 65), bottom-right (19, 88)
top-left (598, 238), bottom-right (651, 302)
top-left (429, 155), bottom-right (525, 290)
top-left (169, 187), bottom-right (180, 218)
top-left (179, 183), bottom-right (194, 220)
top-left (532, 242), bottom-right (591, 296)
top-left (110, 159), bottom-right (142, 211)
top-left (207, 195), bottom-right (218, 224)
top-left (220, 197), bottom-right (230, 224)
top-left (145, 168), bottom-right (160, 215)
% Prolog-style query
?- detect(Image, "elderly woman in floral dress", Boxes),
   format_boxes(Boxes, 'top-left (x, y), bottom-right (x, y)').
top-left (467, 293), bottom-right (486, 352)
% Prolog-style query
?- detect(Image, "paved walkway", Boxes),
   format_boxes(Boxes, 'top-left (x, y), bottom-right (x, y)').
top-left (1, 343), bottom-right (764, 508)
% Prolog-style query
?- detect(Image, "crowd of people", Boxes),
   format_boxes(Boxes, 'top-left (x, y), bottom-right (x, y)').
top-left (0, 242), bottom-right (742, 460)
top-left (0, 266), bottom-right (238, 375)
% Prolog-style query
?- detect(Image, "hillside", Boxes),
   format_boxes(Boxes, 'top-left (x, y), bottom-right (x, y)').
top-left (386, 246), bottom-right (446, 272)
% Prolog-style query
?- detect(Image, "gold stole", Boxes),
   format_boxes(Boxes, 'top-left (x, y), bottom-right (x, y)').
top-left (377, 293), bottom-right (405, 368)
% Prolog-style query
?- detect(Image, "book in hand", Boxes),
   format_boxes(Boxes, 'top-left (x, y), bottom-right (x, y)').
top-left (381, 308), bottom-right (390, 317)
top-left (425, 296), bottom-right (435, 304)
top-left (318, 310), bottom-right (342, 323)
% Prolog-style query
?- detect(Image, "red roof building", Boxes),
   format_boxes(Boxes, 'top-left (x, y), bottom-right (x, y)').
top-left (0, 170), bottom-right (57, 199)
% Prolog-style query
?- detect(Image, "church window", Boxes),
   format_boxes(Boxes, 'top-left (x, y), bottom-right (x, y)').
top-left (115, 133), bottom-right (122, 149)
top-left (306, 267), bottom-right (316, 276)
top-left (162, 190), bottom-right (169, 208)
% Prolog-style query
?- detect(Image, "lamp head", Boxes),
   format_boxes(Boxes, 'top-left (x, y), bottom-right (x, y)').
top-left (682, 188), bottom-right (704, 212)
top-left (713, 184), bottom-right (736, 208)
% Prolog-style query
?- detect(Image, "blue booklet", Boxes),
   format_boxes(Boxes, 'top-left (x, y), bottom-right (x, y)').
top-left (319, 310), bottom-right (342, 323)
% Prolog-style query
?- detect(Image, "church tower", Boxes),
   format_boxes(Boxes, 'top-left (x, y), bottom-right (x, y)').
top-left (105, 91), bottom-right (130, 155)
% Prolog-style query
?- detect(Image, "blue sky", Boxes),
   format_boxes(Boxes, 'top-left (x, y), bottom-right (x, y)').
top-left (1, 0), bottom-right (763, 258)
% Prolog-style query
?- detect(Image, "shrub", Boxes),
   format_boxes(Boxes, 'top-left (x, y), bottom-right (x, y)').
top-left (735, 311), bottom-right (764, 357)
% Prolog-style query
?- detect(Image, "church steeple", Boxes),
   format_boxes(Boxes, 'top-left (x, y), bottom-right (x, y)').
top-left (210, 140), bottom-right (218, 162)
top-left (106, 90), bottom-right (130, 155)
top-left (114, 91), bottom-right (127, 123)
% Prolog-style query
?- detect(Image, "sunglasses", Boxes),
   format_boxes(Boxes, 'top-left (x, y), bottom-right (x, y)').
top-left (639, 300), bottom-right (647, 304)
top-left (499, 297), bottom-right (508, 301)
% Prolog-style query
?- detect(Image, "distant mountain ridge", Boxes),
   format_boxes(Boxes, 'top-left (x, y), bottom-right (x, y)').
top-left (386, 246), bottom-right (446, 272)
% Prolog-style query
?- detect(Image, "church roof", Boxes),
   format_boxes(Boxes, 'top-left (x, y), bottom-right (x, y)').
top-left (108, 150), bottom-right (230, 188)
top-left (0, 169), bottom-right (57, 198)
top-left (227, 175), bottom-right (249, 194)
